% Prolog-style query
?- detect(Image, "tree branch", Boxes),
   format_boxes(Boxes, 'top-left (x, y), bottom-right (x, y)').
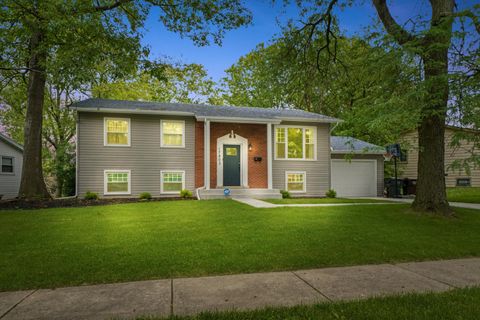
top-left (92, 0), bottom-right (133, 12)
top-left (372, 0), bottom-right (419, 45)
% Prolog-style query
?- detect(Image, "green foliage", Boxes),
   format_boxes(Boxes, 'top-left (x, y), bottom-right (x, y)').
top-left (180, 189), bottom-right (193, 198)
top-left (280, 190), bottom-right (291, 199)
top-left (93, 63), bottom-right (222, 104)
top-left (222, 31), bottom-right (421, 147)
top-left (139, 192), bottom-right (152, 200)
top-left (325, 189), bottom-right (337, 198)
top-left (84, 192), bottom-right (98, 201)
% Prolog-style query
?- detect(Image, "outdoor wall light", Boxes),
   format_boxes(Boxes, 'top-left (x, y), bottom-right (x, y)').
top-left (248, 143), bottom-right (252, 151)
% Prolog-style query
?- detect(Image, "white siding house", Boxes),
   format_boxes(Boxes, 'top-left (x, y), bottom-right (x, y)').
top-left (0, 133), bottom-right (23, 199)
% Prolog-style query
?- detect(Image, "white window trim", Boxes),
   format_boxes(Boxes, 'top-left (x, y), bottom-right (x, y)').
top-left (285, 171), bottom-right (307, 193)
top-left (0, 156), bottom-right (15, 175)
top-left (160, 120), bottom-right (186, 148)
top-left (104, 170), bottom-right (131, 195)
top-left (274, 125), bottom-right (317, 161)
top-left (104, 117), bottom-right (131, 147)
top-left (160, 170), bottom-right (186, 194)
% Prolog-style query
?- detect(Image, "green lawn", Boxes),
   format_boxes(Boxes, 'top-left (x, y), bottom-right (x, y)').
top-left (265, 198), bottom-right (391, 204)
top-left (1, 200), bottom-right (480, 291)
top-left (448, 187), bottom-right (480, 203)
top-left (141, 287), bottom-right (480, 320)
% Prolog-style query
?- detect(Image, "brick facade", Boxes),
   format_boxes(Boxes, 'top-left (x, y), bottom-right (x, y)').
top-left (194, 121), bottom-right (268, 188)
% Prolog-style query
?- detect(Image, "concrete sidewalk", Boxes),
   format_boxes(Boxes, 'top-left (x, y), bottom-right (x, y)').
top-left (1, 258), bottom-right (479, 320)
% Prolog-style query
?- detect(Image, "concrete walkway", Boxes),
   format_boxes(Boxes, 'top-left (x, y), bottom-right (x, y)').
top-left (232, 197), bottom-right (403, 208)
top-left (1, 258), bottom-right (479, 320)
top-left (361, 197), bottom-right (480, 210)
top-left (233, 197), bottom-right (480, 210)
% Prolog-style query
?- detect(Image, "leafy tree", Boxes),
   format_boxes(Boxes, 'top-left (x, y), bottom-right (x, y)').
top-left (0, 0), bottom-right (252, 199)
top-left (222, 31), bottom-right (421, 145)
top-left (93, 62), bottom-right (222, 104)
top-left (276, 0), bottom-right (479, 215)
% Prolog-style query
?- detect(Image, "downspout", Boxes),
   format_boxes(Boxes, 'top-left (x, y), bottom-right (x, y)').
top-left (75, 110), bottom-right (79, 198)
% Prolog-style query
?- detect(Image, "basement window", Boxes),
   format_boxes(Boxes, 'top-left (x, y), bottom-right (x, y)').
top-left (456, 178), bottom-right (471, 187)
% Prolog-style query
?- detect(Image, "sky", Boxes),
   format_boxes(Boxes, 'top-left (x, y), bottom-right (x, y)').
top-left (139, 0), bottom-right (472, 82)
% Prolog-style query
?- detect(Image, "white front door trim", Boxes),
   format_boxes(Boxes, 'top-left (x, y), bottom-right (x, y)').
top-left (217, 133), bottom-right (248, 188)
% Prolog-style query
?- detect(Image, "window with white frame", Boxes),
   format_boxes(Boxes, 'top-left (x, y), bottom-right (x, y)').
top-left (1, 156), bottom-right (14, 173)
top-left (104, 118), bottom-right (130, 146)
top-left (161, 120), bottom-right (185, 147)
top-left (104, 170), bottom-right (131, 194)
top-left (275, 126), bottom-right (316, 160)
top-left (285, 171), bottom-right (306, 193)
top-left (161, 171), bottom-right (185, 194)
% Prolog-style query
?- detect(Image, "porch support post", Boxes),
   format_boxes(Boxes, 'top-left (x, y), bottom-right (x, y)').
top-left (204, 120), bottom-right (210, 190)
top-left (267, 123), bottom-right (273, 189)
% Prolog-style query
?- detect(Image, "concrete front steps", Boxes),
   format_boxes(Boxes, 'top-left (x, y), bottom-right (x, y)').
top-left (197, 188), bottom-right (282, 200)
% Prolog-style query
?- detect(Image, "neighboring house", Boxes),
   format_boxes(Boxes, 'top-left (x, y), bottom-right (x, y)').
top-left (399, 126), bottom-right (479, 187)
top-left (73, 99), bottom-right (384, 199)
top-left (0, 133), bottom-right (23, 199)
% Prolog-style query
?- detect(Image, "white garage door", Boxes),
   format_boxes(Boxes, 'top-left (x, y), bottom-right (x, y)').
top-left (331, 160), bottom-right (377, 197)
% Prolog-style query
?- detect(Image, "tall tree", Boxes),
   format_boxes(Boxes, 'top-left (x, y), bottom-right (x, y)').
top-left (282, 0), bottom-right (479, 215)
top-left (0, 0), bottom-right (251, 199)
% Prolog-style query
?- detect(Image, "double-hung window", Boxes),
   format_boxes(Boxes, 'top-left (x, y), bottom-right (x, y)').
top-left (104, 170), bottom-right (131, 195)
top-left (161, 120), bottom-right (185, 147)
top-left (286, 171), bottom-right (306, 193)
top-left (1, 156), bottom-right (14, 173)
top-left (104, 118), bottom-right (130, 146)
top-left (275, 126), bottom-right (316, 160)
top-left (161, 171), bottom-right (185, 194)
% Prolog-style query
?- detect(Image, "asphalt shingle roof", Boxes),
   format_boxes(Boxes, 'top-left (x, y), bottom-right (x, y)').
top-left (330, 136), bottom-right (384, 154)
top-left (73, 98), bottom-right (340, 123)
top-left (0, 132), bottom-right (23, 152)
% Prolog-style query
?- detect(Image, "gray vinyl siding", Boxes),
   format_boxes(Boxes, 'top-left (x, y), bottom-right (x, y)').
top-left (272, 122), bottom-right (331, 197)
top-left (331, 154), bottom-right (385, 196)
top-left (77, 112), bottom-right (195, 198)
top-left (0, 141), bottom-right (23, 199)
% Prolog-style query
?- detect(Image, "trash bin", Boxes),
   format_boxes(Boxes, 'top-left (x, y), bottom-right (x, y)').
top-left (405, 179), bottom-right (417, 195)
top-left (385, 178), bottom-right (402, 198)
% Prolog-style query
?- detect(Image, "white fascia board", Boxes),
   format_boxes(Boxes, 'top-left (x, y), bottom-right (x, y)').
top-left (277, 117), bottom-right (342, 124)
top-left (196, 116), bottom-right (281, 124)
top-left (331, 150), bottom-right (385, 155)
top-left (75, 107), bottom-right (195, 117)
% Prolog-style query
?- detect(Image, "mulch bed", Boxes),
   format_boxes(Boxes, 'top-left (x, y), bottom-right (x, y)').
top-left (0, 197), bottom-right (196, 210)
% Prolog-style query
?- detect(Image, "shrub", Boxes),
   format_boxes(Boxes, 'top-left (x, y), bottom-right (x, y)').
top-left (84, 191), bottom-right (99, 200)
top-left (139, 192), bottom-right (152, 200)
top-left (325, 189), bottom-right (337, 198)
top-left (280, 190), bottom-right (291, 199)
top-left (180, 189), bottom-right (193, 198)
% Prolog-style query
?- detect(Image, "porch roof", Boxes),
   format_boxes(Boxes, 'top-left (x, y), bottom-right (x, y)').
top-left (73, 98), bottom-right (341, 124)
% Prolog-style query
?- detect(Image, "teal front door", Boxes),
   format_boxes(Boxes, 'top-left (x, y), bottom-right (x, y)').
top-left (223, 145), bottom-right (241, 186)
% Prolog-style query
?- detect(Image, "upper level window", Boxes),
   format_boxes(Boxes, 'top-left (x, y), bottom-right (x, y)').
top-left (1, 156), bottom-right (13, 173)
top-left (104, 118), bottom-right (130, 146)
top-left (161, 120), bottom-right (185, 147)
top-left (275, 126), bottom-right (316, 160)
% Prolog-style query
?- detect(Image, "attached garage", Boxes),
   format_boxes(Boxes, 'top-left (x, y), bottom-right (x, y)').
top-left (330, 137), bottom-right (385, 197)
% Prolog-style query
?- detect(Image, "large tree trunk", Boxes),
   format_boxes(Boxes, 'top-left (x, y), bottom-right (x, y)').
top-left (411, 0), bottom-right (454, 215)
top-left (18, 30), bottom-right (51, 199)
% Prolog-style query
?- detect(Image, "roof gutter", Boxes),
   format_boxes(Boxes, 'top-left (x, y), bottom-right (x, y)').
top-left (74, 106), bottom-right (195, 117)
top-left (331, 150), bottom-right (385, 155)
top-left (277, 117), bottom-right (342, 124)
top-left (0, 134), bottom-right (23, 152)
top-left (195, 116), bottom-right (281, 124)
